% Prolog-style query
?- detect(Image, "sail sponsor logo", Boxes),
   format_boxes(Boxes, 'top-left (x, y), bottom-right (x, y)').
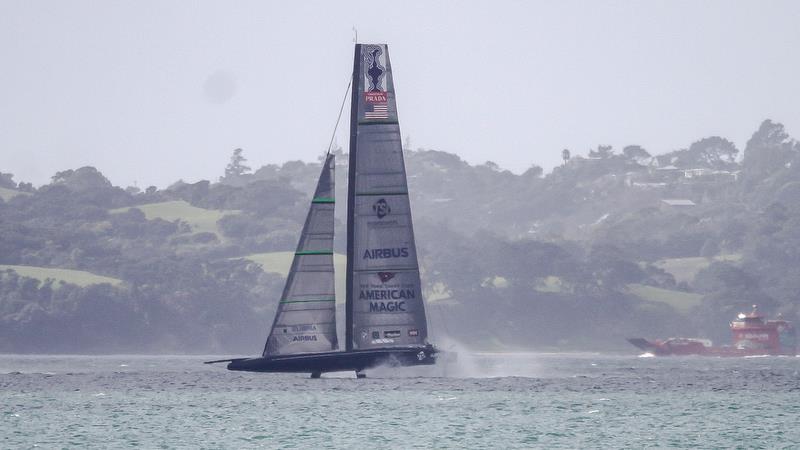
top-left (384, 330), bottom-right (401, 339)
top-left (364, 45), bottom-right (386, 93)
top-left (363, 247), bottom-right (409, 259)
top-left (408, 329), bottom-right (419, 337)
top-left (291, 335), bottom-right (318, 342)
top-left (373, 198), bottom-right (391, 219)
top-left (369, 301), bottom-right (407, 313)
top-left (364, 91), bottom-right (388, 104)
top-left (363, 45), bottom-right (389, 119)
top-left (359, 288), bottom-right (415, 300)
top-left (378, 272), bottom-right (395, 283)
top-left (372, 338), bottom-right (395, 344)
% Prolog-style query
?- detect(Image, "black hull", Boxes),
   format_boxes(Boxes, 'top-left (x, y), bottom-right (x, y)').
top-left (225, 345), bottom-right (437, 374)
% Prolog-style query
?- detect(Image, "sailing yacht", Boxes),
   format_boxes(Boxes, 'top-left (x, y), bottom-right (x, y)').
top-left (207, 43), bottom-right (437, 377)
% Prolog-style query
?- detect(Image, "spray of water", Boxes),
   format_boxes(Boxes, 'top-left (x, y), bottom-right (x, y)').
top-left (429, 335), bottom-right (544, 379)
top-left (320, 336), bottom-right (546, 379)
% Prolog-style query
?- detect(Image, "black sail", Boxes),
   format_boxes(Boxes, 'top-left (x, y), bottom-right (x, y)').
top-left (263, 154), bottom-right (338, 356)
top-left (346, 44), bottom-right (429, 350)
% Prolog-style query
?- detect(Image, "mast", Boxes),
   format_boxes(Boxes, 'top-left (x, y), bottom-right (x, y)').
top-left (345, 44), bottom-right (361, 352)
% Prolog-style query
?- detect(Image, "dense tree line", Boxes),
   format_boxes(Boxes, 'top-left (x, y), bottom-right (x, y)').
top-left (1, 119), bottom-right (799, 352)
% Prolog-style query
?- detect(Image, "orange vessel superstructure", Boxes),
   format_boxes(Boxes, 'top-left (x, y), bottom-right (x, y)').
top-left (628, 306), bottom-right (797, 356)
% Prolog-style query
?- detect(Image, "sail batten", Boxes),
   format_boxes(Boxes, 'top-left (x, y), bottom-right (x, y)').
top-left (262, 154), bottom-right (338, 356)
top-left (346, 44), bottom-right (429, 351)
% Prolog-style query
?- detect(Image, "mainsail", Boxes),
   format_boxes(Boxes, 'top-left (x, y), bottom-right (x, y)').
top-left (346, 44), bottom-right (429, 350)
top-left (263, 154), bottom-right (338, 356)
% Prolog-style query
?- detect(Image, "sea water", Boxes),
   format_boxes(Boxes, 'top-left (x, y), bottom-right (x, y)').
top-left (2, 353), bottom-right (799, 448)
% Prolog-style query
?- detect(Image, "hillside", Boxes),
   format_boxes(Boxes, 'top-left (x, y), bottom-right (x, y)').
top-left (112, 200), bottom-right (240, 239)
top-left (1, 119), bottom-right (800, 353)
top-left (0, 265), bottom-right (122, 287)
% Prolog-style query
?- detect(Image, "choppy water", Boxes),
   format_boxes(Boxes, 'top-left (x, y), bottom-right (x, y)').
top-left (2, 353), bottom-right (799, 449)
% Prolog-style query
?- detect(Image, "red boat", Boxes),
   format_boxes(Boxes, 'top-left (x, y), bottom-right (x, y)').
top-left (628, 306), bottom-right (797, 356)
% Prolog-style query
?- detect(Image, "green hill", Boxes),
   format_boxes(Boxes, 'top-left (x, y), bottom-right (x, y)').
top-left (0, 187), bottom-right (30, 201)
top-left (0, 265), bottom-right (123, 287)
top-left (625, 283), bottom-right (703, 314)
top-left (653, 254), bottom-right (742, 284)
top-left (112, 200), bottom-right (238, 237)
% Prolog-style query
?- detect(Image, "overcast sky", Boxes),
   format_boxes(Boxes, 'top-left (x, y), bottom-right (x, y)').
top-left (1, 1), bottom-right (798, 187)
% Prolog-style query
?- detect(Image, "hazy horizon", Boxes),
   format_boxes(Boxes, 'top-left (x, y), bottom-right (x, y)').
top-left (2, 0), bottom-right (799, 188)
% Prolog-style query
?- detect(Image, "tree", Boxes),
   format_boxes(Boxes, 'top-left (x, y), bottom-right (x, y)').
top-left (655, 137), bottom-right (739, 170)
top-left (51, 169), bottom-right (75, 184)
top-left (685, 136), bottom-right (738, 169)
top-left (523, 165), bottom-right (543, 178)
top-left (0, 172), bottom-right (15, 189)
top-left (588, 145), bottom-right (613, 159)
top-left (50, 167), bottom-right (112, 192)
top-left (17, 182), bottom-right (34, 193)
top-left (483, 161), bottom-right (500, 171)
top-left (225, 148), bottom-right (251, 178)
top-left (742, 120), bottom-right (797, 183)
top-left (622, 145), bottom-right (651, 163)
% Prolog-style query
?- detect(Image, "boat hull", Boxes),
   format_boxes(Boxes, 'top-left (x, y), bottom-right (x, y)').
top-left (225, 346), bottom-right (437, 373)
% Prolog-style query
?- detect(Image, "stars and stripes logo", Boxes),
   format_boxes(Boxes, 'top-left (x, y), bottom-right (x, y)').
top-left (365, 103), bottom-right (389, 119)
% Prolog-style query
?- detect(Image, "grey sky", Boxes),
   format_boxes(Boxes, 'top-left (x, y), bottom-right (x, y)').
top-left (1, 1), bottom-right (798, 188)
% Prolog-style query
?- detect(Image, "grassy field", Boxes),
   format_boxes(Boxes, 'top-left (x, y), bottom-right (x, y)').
top-left (625, 283), bottom-right (703, 314)
top-left (534, 275), bottom-right (567, 293)
top-left (482, 276), bottom-right (509, 289)
top-left (530, 275), bottom-right (703, 314)
top-left (0, 264), bottom-right (123, 287)
top-left (112, 200), bottom-right (238, 237)
top-left (0, 187), bottom-right (30, 201)
top-left (426, 281), bottom-right (454, 303)
top-left (653, 254), bottom-right (742, 284)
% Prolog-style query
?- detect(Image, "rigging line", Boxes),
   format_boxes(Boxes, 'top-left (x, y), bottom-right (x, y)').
top-left (325, 78), bottom-right (352, 156)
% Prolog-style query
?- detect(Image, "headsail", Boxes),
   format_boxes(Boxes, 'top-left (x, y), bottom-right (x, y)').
top-left (263, 154), bottom-right (338, 356)
top-left (346, 44), bottom-right (429, 350)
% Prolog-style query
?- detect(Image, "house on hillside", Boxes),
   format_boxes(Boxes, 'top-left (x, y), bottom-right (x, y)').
top-left (569, 156), bottom-right (604, 166)
top-left (650, 165), bottom-right (684, 182)
top-left (683, 168), bottom-right (739, 182)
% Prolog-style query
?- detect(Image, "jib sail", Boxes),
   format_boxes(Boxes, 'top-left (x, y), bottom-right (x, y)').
top-left (345, 43), bottom-right (429, 350)
top-left (263, 154), bottom-right (338, 356)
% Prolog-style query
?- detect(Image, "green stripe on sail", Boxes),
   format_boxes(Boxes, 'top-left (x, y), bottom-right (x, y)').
top-left (312, 197), bottom-right (335, 203)
top-left (280, 297), bottom-right (336, 304)
top-left (295, 250), bottom-right (333, 255)
top-left (355, 192), bottom-right (408, 196)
